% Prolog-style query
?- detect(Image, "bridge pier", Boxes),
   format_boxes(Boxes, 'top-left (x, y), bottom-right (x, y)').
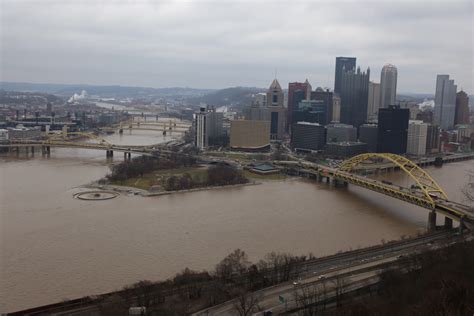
top-left (331, 178), bottom-right (348, 188)
top-left (106, 150), bottom-right (114, 158)
top-left (427, 211), bottom-right (437, 232)
top-left (119, 128), bottom-right (123, 134)
top-left (444, 217), bottom-right (453, 229)
top-left (124, 152), bottom-right (131, 160)
top-left (31, 146), bottom-right (35, 155)
top-left (41, 146), bottom-right (50, 156)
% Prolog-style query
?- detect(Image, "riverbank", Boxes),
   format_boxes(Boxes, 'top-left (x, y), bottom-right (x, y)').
top-left (83, 180), bottom-right (261, 197)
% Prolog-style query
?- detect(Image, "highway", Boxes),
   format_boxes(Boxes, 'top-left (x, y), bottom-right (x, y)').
top-left (193, 230), bottom-right (467, 315)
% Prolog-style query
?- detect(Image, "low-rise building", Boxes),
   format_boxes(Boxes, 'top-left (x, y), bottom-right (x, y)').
top-left (7, 125), bottom-right (42, 140)
top-left (230, 120), bottom-right (270, 151)
top-left (0, 129), bottom-right (8, 142)
top-left (325, 141), bottom-right (367, 158)
top-left (326, 123), bottom-right (357, 143)
top-left (291, 122), bottom-right (326, 152)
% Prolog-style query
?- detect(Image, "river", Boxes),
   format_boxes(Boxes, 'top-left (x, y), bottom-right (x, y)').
top-left (0, 128), bottom-right (472, 313)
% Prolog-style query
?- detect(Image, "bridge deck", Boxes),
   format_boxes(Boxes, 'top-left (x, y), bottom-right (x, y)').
top-left (275, 160), bottom-right (473, 223)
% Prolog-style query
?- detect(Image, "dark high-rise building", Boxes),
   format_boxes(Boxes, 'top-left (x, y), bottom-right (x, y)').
top-left (359, 124), bottom-right (378, 152)
top-left (455, 90), bottom-right (470, 125)
top-left (291, 122), bottom-right (326, 152)
top-left (334, 57), bottom-right (356, 94)
top-left (426, 124), bottom-right (440, 154)
top-left (340, 67), bottom-right (370, 128)
top-left (287, 80), bottom-right (311, 130)
top-left (293, 99), bottom-right (327, 125)
top-left (377, 105), bottom-right (409, 154)
top-left (311, 88), bottom-right (333, 124)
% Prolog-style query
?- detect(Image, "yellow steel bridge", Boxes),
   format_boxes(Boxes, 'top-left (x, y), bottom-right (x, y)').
top-left (276, 153), bottom-right (474, 226)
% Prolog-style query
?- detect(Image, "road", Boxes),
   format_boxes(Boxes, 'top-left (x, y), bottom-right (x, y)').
top-left (193, 230), bottom-right (467, 315)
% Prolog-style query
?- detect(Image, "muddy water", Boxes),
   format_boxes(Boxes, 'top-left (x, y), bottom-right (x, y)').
top-left (0, 130), bottom-right (471, 312)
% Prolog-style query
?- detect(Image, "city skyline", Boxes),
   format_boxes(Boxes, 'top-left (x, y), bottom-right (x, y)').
top-left (1, 0), bottom-right (473, 93)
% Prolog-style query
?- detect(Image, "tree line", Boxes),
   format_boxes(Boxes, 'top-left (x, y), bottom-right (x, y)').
top-left (103, 154), bottom-right (197, 183)
top-left (164, 164), bottom-right (248, 191)
top-left (97, 249), bottom-right (313, 315)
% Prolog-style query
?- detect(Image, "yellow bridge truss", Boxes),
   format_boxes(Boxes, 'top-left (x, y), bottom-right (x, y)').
top-left (337, 153), bottom-right (449, 208)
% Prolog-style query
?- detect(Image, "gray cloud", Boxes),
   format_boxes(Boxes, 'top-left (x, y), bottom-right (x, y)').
top-left (1, 0), bottom-right (472, 93)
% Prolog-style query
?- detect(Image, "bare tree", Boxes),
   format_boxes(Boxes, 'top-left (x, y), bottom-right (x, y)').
top-left (215, 248), bottom-right (251, 280)
top-left (293, 282), bottom-right (328, 316)
top-left (232, 291), bottom-right (262, 316)
top-left (122, 280), bottom-right (161, 308)
top-left (331, 275), bottom-right (349, 308)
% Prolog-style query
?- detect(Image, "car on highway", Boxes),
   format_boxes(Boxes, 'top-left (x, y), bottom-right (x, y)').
top-left (293, 278), bottom-right (302, 285)
top-left (317, 275), bottom-right (326, 280)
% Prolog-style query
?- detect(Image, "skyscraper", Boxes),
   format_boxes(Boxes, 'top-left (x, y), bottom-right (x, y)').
top-left (367, 82), bottom-right (380, 121)
top-left (426, 124), bottom-right (440, 154)
top-left (433, 74), bottom-right (457, 130)
top-left (340, 66), bottom-right (370, 128)
top-left (266, 79), bottom-right (286, 140)
top-left (455, 90), bottom-right (470, 125)
top-left (332, 95), bottom-right (341, 123)
top-left (377, 105), bottom-right (409, 154)
top-left (287, 81), bottom-right (311, 130)
top-left (379, 64), bottom-right (398, 109)
top-left (194, 106), bottom-right (224, 149)
top-left (334, 57), bottom-right (356, 94)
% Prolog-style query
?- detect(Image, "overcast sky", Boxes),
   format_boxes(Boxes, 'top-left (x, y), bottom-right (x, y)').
top-left (1, 0), bottom-right (473, 93)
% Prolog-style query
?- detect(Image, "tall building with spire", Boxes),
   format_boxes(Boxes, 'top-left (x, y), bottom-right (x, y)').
top-left (434, 74), bottom-right (457, 130)
top-left (340, 66), bottom-right (370, 127)
top-left (334, 57), bottom-right (356, 94)
top-left (266, 79), bottom-right (286, 140)
top-left (380, 64), bottom-right (398, 108)
top-left (455, 90), bottom-right (470, 125)
top-left (287, 80), bottom-right (311, 131)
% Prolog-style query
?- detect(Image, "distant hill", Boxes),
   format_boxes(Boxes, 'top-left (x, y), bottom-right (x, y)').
top-left (188, 86), bottom-right (265, 108)
top-left (397, 93), bottom-right (434, 103)
top-left (0, 89), bottom-right (64, 107)
top-left (0, 82), bottom-right (213, 98)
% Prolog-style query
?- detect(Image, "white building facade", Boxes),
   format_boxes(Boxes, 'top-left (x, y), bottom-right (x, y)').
top-left (407, 120), bottom-right (428, 156)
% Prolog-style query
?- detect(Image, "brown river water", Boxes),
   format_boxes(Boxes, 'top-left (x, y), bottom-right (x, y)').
top-left (0, 127), bottom-right (472, 313)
